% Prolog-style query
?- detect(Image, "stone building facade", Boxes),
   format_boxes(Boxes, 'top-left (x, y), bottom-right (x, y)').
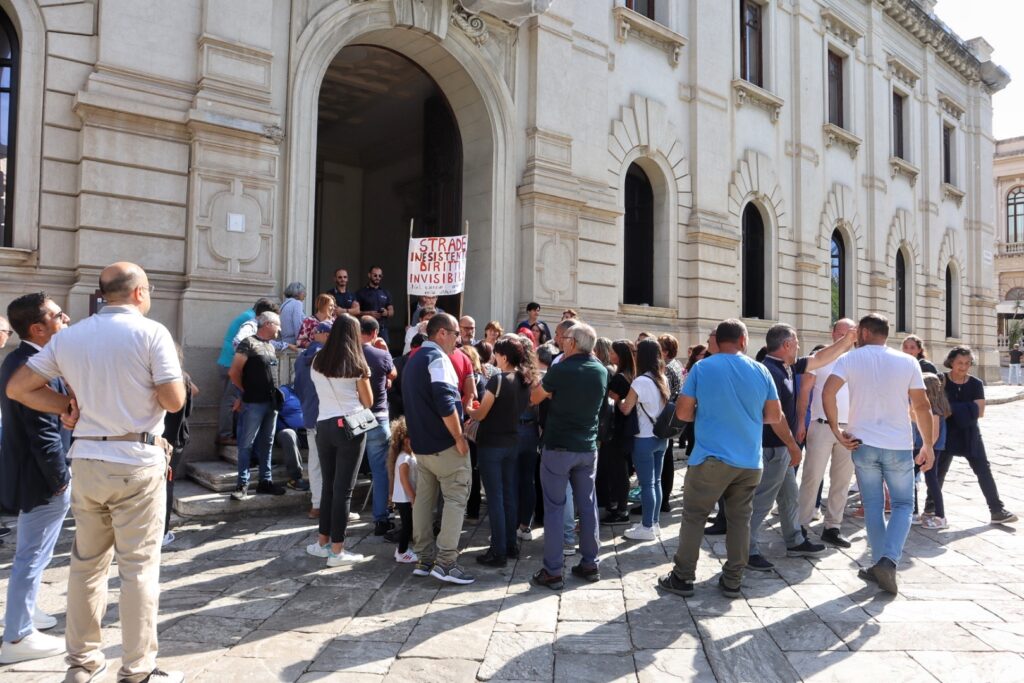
top-left (994, 137), bottom-right (1024, 356)
top-left (0, 0), bottom-right (1007, 450)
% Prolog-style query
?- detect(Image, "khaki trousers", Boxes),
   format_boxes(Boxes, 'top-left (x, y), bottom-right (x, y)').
top-left (66, 459), bottom-right (166, 683)
top-left (672, 457), bottom-right (761, 587)
top-left (798, 421), bottom-right (855, 529)
top-left (412, 446), bottom-right (470, 567)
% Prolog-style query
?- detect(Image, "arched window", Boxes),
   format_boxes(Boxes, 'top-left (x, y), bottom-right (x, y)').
top-left (830, 230), bottom-right (846, 323)
top-left (623, 163), bottom-right (654, 306)
top-left (945, 264), bottom-right (958, 338)
top-left (1007, 287), bottom-right (1024, 302)
top-left (0, 10), bottom-right (18, 247)
top-left (1008, 187), bottom-right (1024, 244)
top-left (742, 203), bottom-right (765, 319)
top-left (895, 249), bottom-right (908, 332)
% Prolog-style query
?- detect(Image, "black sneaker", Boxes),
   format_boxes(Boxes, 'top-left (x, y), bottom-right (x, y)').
top-left (704, 521), bottom-right (728, 536)
top-left (412, 560), bottom-right (434, 577)
top-left (601, 511), bottom-right (630, 524)
top-left (718, 576), bottom-right (742, 599)
top-left (530, 568), bottom-right (564, 590)
top-left (476, 551), bottom-right (508, 567)
top-left (747, 554), bottom-right (775, 572)
top-left (872, 557), bottom-right (898, 595)
top-left (857, 566), bottom-right (877, 584)
top-left (230, 484), bottom-right (250, 501)
top-left (287, 478), bottom-right (310, 491)
top-left (374, 520), bottom-right (395, 536)
top-left (430, 563), bottom-right (476, 585)
top-left (255, 480), bottom-right (286, 496)
top-left (821, 527), bottom-right (852, 549)
top-left (571, 563), bottom-right (600, 583)
top-left (383, 527), bottom-right (401, 543)
top-left (657, 572), bottom-right (694, 597)
top-left (506, 544), bottom-right (520, 559)
top-left (991, 509), bottom-right (1019, 525)
top-left (786, 539), bottom-right (827, 557)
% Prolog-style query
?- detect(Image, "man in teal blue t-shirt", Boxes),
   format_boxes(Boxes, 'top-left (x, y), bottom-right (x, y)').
top-left (658, 319), bottom-right (781, 600)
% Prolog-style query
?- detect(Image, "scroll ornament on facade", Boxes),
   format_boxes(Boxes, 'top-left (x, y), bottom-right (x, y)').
top-left (457, 0), bottom-right (553, 25)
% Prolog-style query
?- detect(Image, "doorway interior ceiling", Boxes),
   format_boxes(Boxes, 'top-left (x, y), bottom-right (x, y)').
top-left (317, 45), bottom-right (439, 169)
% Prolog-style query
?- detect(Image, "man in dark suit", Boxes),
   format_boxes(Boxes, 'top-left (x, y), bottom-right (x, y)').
top-left (0, 292), bottom-right (71, 664)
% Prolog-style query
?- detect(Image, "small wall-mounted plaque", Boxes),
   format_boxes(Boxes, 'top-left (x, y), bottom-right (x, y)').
top-left (227, 213), bottom-right (246, 233)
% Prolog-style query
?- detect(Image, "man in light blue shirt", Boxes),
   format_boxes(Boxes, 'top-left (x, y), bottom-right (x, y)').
top-left (658, 319), bottom-right (781, 599)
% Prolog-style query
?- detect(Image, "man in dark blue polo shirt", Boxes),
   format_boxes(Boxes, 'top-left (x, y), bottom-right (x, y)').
top-left (359, 316), bottom-right (397, 535)
top-left (327, 268), bottom-right (360, 316)
top-left (355, 266), bottom-right (394, 344)
top-left (529, 322), bottom-right (608, 590)
top-left (746, 323), bottom-right (854, 572)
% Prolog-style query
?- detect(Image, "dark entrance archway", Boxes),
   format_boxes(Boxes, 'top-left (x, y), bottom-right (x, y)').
top-left (314, 45), bottom-right (462, 342)
top-left (624, 163), bottom-right (654, 306)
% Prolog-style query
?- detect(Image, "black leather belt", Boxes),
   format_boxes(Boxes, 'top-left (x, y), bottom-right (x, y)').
top-left (814, 418), bottom-right (847, 426)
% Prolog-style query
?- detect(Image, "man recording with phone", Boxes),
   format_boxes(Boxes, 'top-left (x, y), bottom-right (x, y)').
top-left (822, 313), bottom-right (933, 597)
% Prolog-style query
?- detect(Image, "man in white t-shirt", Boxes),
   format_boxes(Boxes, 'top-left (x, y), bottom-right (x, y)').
top-left (822, 313), bottom-right (933, 596)
top-left (7, 262), bottom-right (186, 683)
top-left (794, 318), bottom-right (856, 548)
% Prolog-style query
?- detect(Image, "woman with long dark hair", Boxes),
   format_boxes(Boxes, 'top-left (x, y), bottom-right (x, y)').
top-left (901, 334), bottom-right (938, 374)
top-left (619, 339), bottom-right (669, 540)
top-left (306, 314), bottom-right (374, 565)
top-left (598, 340), bottom-right (636, 523)
top-left (928, 346), bottom-right (1017, 524)
top-left (466, 335), bottom-right (537, 566)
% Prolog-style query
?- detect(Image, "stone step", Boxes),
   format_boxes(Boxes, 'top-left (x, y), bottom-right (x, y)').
top-left (172, 480), bottom-right (311, 518)
top-left (187, 459), bottom-right (296, 493)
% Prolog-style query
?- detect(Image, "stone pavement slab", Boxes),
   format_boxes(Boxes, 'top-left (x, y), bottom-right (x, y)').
top-left (2, 401), bottom-right (1024, 681)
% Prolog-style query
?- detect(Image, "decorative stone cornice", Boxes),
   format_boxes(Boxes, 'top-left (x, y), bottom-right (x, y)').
top-left (732, 79), bottom-right (784, 123)
top-left (886, 54), bottom-right (920, 89)
top-left (612, 6), bottom-right (686, 67)
top-left (942, 182), bottom-right (966, 208)
top-left (938, 92), bottom-right (965, 120)
top-left (458, 0), bottom-right (551, 26)
top-left (823, 123), bottom-right (861, 159)
top-left (889, 156), bottom-right (920, 186)
top-left (875, 0), bottom-right (1009, 93)
top-left (796, 254), bottom-right (822, 273)
top-left (821, 7), bottom-right (863, 48)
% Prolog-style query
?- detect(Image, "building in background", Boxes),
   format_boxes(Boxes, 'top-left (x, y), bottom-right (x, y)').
top-left (0, 0), bottom-right (1008, 454)
top-left (994, 137), bottom-right (1024, 360)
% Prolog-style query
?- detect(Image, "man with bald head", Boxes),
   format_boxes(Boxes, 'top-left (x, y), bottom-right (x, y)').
top-left (794, 318), bottom-right (857, 548)
top-left (458, 316), bottom-right (477, 347)
top-left (7, 261), bottom-right (186, 683)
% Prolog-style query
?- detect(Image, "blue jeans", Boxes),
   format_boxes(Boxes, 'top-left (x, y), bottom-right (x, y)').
top-left (237, 401), bottom-right (277, 486)
top-left (633, 436), bottom-right (668, 528)
top-left (478, 444), bottom-right (518, 555)
top-left (3, 488), bottom-right (71, 643)
top-left (749, 446), bottom-right (803, 555)
top-left (517, 422), bottom-right (540, 527)
top-left (563, 483), bottom-right (576, 546)
top-left (539, 448), bottom-right (599, 576)
top-left (365, 418), bottom-right (391, 522)
top-left (854, 444), bottom-right (915, 565)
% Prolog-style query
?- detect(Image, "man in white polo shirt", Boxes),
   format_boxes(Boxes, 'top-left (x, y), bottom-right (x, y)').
top-left (7, 262), bottom-right (185, 683)
top-left (821, 313), bottom-right (933, 597)
top-left (795, 318), bottom-right (856, 549)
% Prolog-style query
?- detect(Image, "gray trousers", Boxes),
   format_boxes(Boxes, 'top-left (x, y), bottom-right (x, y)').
top-left (539, 448), bottom-right (599, 575)
top-left (749, 446), bottom-right (803, 555)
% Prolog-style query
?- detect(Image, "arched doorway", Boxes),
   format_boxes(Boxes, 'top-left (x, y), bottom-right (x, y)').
top-left (314, 45), bottom-right (462, 340)
top-left (623, 163), bottom-right (654, 306)
top-left (286, 6), bottom-right (517, 338)
top-left (741, 203), bottom-right (766, 319)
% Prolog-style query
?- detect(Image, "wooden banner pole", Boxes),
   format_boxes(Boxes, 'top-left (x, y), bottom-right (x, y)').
top-left (457, 219), bottom-right (469, 319)
top-left (407, 218), bottom-right (415, 328)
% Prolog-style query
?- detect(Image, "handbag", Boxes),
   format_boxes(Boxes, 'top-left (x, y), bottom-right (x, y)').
top-left (637, 373), bottom-right (685, 440)
top-left (597, 396), bottom-right (617, 444)
top-left (465, 372), bottom-right (502, 444)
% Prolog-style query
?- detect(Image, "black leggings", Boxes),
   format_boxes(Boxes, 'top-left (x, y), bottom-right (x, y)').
top-left (165, 447), bottom-right (185, 534)
top-left (660, 441), bottom-right (674, 510)
top-left (597, 439), bottom-right (631, 512)
top-left (395, 502), bottom-right (413, 553)
top-left (316, 419), bottom-right (367, 543)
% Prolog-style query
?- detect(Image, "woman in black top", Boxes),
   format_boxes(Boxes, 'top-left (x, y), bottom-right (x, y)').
top-left (901, 334), bottom-right (938, 374)
top-left (598, 340), bottom-right (636, 523)
top-left (466, 335), bottom-right (537, 566)
top-left (929, 346), bottom-right (1017, 524)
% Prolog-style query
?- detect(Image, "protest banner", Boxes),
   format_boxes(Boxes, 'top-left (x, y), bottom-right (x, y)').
top-left (407, 234), bottom-right (469, 297)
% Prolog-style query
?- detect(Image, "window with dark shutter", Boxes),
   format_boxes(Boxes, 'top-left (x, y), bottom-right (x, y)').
top-left (896, 250), bottom-right (908, 332)
top-left (942, 125), bottom-right (954, 184)
top-left (740, 0), bottom-right (763, 87)
top-left (0, 10), bottom-right (18, 247)
top-left (828, 51), bottom-right (844, 128)
top-left (626, 0), bottom-right (656, 20)
top-left (892, 92), bottom-right (905, 160)
top-left (741, 204), bottom-right (766, 319)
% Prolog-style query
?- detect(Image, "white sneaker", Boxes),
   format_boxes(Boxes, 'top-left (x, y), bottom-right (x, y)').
top-left (652, 523), bottom-right (662, 537)
top-left (0, 606), bottom-right (57, 631)
top-left (922, 516), bottom-right (948, 530)
top-left (516, 527), bottom-right (535, 541)
top-left (349, 512), bottom-right (360, 522)
top-left (394, 549), bottom-right (418, 564)
top-left (562, 543), bottom-right (577, 556)
top-left (911, 513), bottom-right (922, 526)
top-left (0, 629), bottom-right (66, 664)
top-left (306, 542), bottom-right (330, 558)
top-left (162, 531), bottom-right (175, 547)
top-left (623, 524), bottom-right (657, 541)
top-left (327, 549), bottom-right (365, 566)
top-left (812, 508), bottom-right (822, 521)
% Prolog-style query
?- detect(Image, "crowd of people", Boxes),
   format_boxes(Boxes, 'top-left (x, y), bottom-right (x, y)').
top-left (0, 260), bottom-right (1017, 679)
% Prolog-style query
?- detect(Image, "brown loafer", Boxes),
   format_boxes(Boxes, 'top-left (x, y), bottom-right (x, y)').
top-left (308, 508), bottom-right (320, 520)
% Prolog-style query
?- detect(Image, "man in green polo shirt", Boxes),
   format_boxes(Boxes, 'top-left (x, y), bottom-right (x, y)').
top-left (529, 321), bottom-right (608, 589)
